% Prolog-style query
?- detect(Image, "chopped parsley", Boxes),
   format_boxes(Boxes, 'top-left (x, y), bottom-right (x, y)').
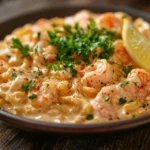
top-left (43, 56), bottom-right (48, 63)
top-left (58, 102), bottom-right (63, 105)
top-left (11, 38), bottom-right (30, 58)
top-left (46, 63), bottom-right (52, 69)
top-left (104, 96), bottom-right (110, 102)
top-left (120, 81), bottom-right (129, 88)
top-left (133, 82), bottom-right (138, 86)
top-left (28, 93), bottom-right (37, 100)
top-left (122, 66), bottom-right (132, 78)
top-left (86, 114), bottom-right (94, 120)
top-left (37, 32), bottom-right (41, 40)
top-left (11, 72), bottom-right (17, 80)
top-left (51, 23), bottom-right (57, 27)
top-left (6, 54), bottom-right (11, 59)
top-left (69, 67), bottom-right (77, 77)
top-left (53, 64), bottom-right (61, 71)
top-left (108, 61), bottom-right (132, 78)
top-left (33, 69), bottom-right (41, 78)
top-left (21, 80), bottom-right (35, 93)
top-left (142, 103), bottom-right (146, 108)
top-left (47, 20), bottom-right (115, 76)
top-left (108, 60), bottom-right (116, 65)
top-left (61, 60), bottom-right (77, 77)
top-left (132, 115), bottom-right (136, 119)
top-left (34, 45), bottom-right (42, 54)
top-left (33, 71), bottom-right (38, 78)
top-left (119, 97), bottom-right (127, 105)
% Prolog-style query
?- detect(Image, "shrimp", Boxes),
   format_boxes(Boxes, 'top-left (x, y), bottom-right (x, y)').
top-left (124, 69), bottom-right (150, 100)
top-left (96, 12), bottom-right (122, 34)
top-left (113, 40), bottom-right (132, 65)
top-left (40, 80), bottom-right (58, 102)
top-left (65, 10), bottom-right (94, 28)
top-left (32, 44), bottom-right (58, 67)
top-left (42, 45), bottom-right (58, 63)
top-left (9, 77), bottom-right (29, 92)
top-left (32, 19), bottom-right (52, 32)
top-left (91, 84), bottom-right (123, 120)
top-left (91, 69), bottom-right (150, 120)
top-left (81, 59), bottom-right (113, 88)
top-left (32, 47), bottom-right (45, 68)
top-left (73, 10), bottom-right (93, 22)
top-left (51, 70), bottom-right (72, 81)
top-left (29, 79), bottom-right (58, 108)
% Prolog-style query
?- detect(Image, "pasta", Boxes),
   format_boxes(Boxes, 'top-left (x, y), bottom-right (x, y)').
top-left (0, 10), bottom-right (150, 124)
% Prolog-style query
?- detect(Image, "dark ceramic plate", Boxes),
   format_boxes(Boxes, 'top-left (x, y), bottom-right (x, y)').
top-left (0, 4), bottom-right (150, 134)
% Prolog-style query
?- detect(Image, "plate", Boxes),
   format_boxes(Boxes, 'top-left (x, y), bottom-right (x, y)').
top-left (0, 4), bottom-right (150, 134)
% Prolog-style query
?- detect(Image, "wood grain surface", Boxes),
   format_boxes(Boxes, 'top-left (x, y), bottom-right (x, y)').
top-left (0, 0), bottom-right (150, 150)
top-left (1, 120), bottom-right (150, 150)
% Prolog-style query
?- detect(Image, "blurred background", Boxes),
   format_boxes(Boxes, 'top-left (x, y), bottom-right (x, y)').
top-left (0, 0), bottom-right (149, 21)
top-left (0, 0), bottom-right (150, 14)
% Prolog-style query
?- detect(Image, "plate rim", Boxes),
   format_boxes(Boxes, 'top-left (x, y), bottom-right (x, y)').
top-left (0, 109), bottom-right (150, 134)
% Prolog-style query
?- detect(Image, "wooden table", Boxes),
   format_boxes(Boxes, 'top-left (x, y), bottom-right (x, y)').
top-left (0, 0), bottom-right (150, 149)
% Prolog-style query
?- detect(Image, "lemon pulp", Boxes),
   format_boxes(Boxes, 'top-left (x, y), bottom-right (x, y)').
top-left (122, 19), bottom-right (150, 70)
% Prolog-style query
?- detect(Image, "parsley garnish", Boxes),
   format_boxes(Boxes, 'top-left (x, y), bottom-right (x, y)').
top-left (122, 66), bottom-right (132, 78)
top-left (33, 69), bottom-right (41, 78)
top-left (133, 82), bottom-right (138, 86)
top-left (142, 103), bottom-right (146, 108)
top-left (22, 80), bottom-right (35, 93)
top-left (51, 23), bottom-right (57, 27)
top-left (120, 81), bottom-right (129, 88)
top-left (53, 64), bottom-right (61, 71)
top-left (34, 45), bottom-right (42, 54)
top-left (43, 56), bottom-right (48, 63)
top-left (86, 114), bottom-right (94, 120)
top-left (58, 102), bottom-right (63, 105)
top-left (47, 20), bottom-right (115, 76)
top-left (6, 55), bottom-right (11, 59)
top-left (46, 63), bottom-right (52, 69)
top-left (62, 60), bottom-right (77, 77)
top-left (108, 61), bottom-right (132, 78)
top-left (119, 97), bottom-right (127, 105)
top-left (11, 72), bottom-right (17, 80)
top-left (28, 93), bottom-right (37, 100)
top-left (69, 67), bottom-right (77, 77)
top-left (11, 38), bottom-right (30, 58)
top-left (33, 71), bottom-right (38, 78)
top-left (37, 32), bottom-right (41, 40)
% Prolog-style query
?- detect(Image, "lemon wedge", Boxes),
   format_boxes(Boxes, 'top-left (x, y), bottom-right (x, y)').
top-left (122, 19), bottom-right (150, 70)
